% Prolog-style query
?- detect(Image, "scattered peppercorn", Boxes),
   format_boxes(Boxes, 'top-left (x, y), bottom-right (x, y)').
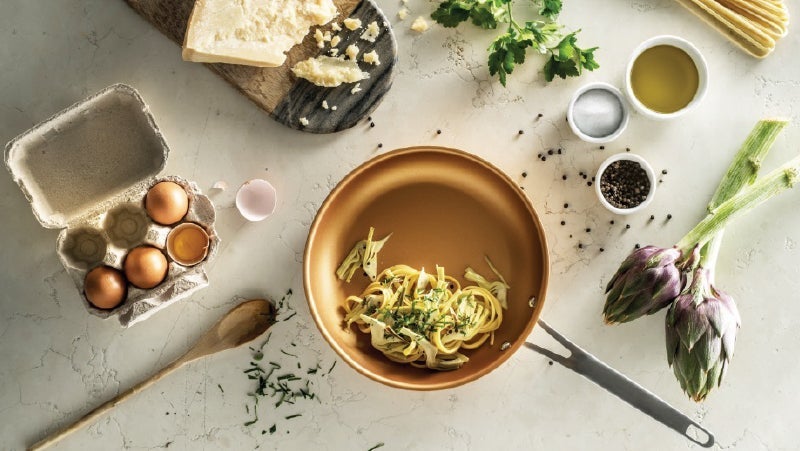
top-left (600, 145), bottom-right (605, 150)
top-left (586, 228), bottom-right (591, 233)
top-left (662, 169), bottom-right (668, 175)
top-left (368, 116), bottom-right (372, 121)
top-left (436, 129), bottom-right (442, 134)
top-left (626, 224), bottom-right (631, 229)
top-left (377, 143), bottom-right (383, 148)
top-left (548, 149), bottom-right (554, 155)
top-left (578, 243), bottom-right (584, 249)
top-left (626, 147), bottom-right (631, 152)
top-left (370, 122), bottom-right (375, 128)
top-left (650, 214), bottom-right (655, 221)
top-left (557, 149), bottom-right (562, 155)
top-left (610, 220), bottom-right (615, 225)
top-left (667, 214), bottom-right (673, 220)
top-left (564, 203), bottom-right (569, 208)
top-left (518, 130), bottom-right (524, 135)
top-left (562, 175), bottom-right (567, 180)
top-left (538, 113), bottom-right (543, 118)
top-left (560, 220), bottom-right (566, 225)
top-left (587, 181), bottom-right (593, 187)
top-left (522, 171), bottom-right (528, 178)
top-left (538, 153), bottom-right (542, 158)
top-left (542, 157), bottom-right (547, 162)
top-left (635, 243), bottom-right (640, 249)
top-left (599, 247), bottom-right (605, 252)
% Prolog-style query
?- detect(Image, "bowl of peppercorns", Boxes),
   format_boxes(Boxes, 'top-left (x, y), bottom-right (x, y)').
top-left (595, 153), bottom-right (656, 215)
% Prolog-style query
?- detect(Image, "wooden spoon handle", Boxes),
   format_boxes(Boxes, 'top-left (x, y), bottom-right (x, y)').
top-left (28, 358), bottom-right (186, 451)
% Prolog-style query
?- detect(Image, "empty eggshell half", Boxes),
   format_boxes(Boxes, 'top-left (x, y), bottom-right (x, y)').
top-left (236, 179), bottom-right (277, 221)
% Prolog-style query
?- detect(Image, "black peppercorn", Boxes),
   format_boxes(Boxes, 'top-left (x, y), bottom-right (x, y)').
top-left (518, 130), bottom-right (524, 135)
top-left (560, 220), bottom-right (566, 225)
top-left (564, 203), bottom-right (569, 208)
top-left (436, 129), bottom-right (442, 135)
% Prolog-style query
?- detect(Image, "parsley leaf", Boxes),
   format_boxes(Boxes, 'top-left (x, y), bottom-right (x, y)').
top-left (487, 29), bottom-right (532, 86)
top-left (543, 31), bottom-right (599, 81)
top-left (538, 0), bottom-right (563, 20)
top-left (432, 0), bottom-right (511, 29)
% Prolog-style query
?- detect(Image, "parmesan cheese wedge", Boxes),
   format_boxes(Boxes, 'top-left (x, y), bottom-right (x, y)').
top-left (182, 0), bottom-right (338, 67)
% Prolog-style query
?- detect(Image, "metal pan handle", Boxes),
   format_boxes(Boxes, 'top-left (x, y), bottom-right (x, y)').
top-left (525, 319), bottom-right (714, 448)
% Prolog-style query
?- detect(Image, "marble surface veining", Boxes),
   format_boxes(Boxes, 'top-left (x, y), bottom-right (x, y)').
top-left (1, 0), bottom-right (799, 450)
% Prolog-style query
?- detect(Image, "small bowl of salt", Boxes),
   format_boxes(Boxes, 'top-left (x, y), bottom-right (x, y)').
top-left (567, 82), bottom-right (629, 144)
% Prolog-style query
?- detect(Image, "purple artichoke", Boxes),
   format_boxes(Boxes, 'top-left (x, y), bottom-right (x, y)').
top-left (603, 246), bottom-right (683, 324)
top-left (666, 268), bottom-right (741, 402)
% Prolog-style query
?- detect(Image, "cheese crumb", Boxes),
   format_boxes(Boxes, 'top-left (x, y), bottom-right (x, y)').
top-left (331, 105), bottom-right (338, 111)
top-left (314, 29), bottom-right (325, 48)
top-left (331, 35), bottom-right (341, 47)
top-left (331, 22), bottom-right (342, 32)
top-left (362, 50), bottom-right (380, 66)
top-left (411, 16), bottom-right (429, 32)
top-left (360, 21), bottom-right (380, 42)
top-left (299, 117), bottom-right (309, 126)
top-left (291, 55), bottom-right (369, 87)
top-left (322, 100), bottom-right (329, 109)
top-left (398, 8), bottom-right (409, 20)
top-left (345, 44), bottom-right (359, 60)
top-left (350, 83), bottom-right (362, 95)
top-left (329, 48), bottom-right (339, 56)
top-left (343, 18), bottom-right (362, 30)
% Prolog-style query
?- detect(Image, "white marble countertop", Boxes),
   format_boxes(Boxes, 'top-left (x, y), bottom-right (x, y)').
top-left (2, 0), bottom-right (799, 450)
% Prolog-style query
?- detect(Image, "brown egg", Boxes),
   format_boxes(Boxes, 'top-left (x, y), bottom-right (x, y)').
top-left (145, 181), bottom-right (189, 225)
top-left (124, 246), bottom-right (168, 289)
top-left (84, 266), bottom-right (127, 310)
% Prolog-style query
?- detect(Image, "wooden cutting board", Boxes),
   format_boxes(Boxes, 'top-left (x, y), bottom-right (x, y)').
top-left (123, 0), bottom-right (397, 134)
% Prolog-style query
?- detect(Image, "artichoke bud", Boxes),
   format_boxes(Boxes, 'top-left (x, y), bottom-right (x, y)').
top-left (603, 246), bottom-right (683, 324)
top-left (666, 267), bottom-right (741, 402)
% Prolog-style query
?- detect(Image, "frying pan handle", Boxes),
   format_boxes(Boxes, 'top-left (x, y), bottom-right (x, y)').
top-left (525, 320), bottom-right (715, 448)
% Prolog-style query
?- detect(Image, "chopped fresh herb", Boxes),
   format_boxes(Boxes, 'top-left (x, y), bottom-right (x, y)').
top-left (269, 424), bottom-right (277, 434)
top-left (285, 414), bottom-right (302, 420)
top-left (280, 349), bottom-right (298, 358)
top-left (431, 0), bottom-right (598, 85)
top-left (326, 360), bottom-right (337, 375)
top-left (217, 384), bottom-right (224, 393)
top-left (282, 311), bottom-right (298, 322)
top-left (253, 351), bottom-right (263, 361)
top-left (367, 443), bottom-right (386, 451)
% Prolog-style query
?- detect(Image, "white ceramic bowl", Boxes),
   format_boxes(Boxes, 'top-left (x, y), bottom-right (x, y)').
top-left (595, 153), bottom-right (656, 215)
top-left (567, 82), bottom-right (630, 143)
top-left (624, 35), bottom-right (709, 120)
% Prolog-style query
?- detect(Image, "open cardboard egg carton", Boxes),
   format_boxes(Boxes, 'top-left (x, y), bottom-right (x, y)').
top-left (4, 84), bottom-right (219, 326)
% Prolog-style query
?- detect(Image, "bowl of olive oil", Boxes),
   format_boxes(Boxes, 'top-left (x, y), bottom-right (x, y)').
top-left (624, 35), bottom-right (708, 120)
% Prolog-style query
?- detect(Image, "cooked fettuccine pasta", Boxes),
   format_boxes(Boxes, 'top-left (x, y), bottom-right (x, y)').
top-left (342, 262), bottom-right (509, 371)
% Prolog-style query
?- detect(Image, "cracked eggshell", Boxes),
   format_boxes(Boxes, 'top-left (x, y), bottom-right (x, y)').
top-left (4, 84), bottom-right (220, 327)
top-left (236, 179), bottom-right (277, 221)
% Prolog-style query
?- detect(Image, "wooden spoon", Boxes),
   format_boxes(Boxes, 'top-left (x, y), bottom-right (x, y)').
top-left (29, 299), bottom-right (275, 451)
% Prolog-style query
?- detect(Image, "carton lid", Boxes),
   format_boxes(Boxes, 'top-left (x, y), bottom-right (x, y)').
top-left (4, 84), bottom-right (169, 229)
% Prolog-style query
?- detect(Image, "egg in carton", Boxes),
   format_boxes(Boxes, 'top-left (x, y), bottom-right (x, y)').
top-left (4, 84), bottom-right (219, 327)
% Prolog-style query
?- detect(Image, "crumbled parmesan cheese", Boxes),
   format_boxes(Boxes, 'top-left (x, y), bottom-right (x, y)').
top-left (314, 29), bottom-right (325, 48)
top-left (343, 18), bottom-right (361, 30)
top-left (331, 105), bottom-right (338, 111)
top-left (331, 22), bottom-right (342, 32)
top-left (331, 35), bottom-right (341, 47)
top-left (345, 44), bottom-right (359, 60)
top-left (360, 21), bottom-right (380, 42)
top-left (322, 100), bottom-right (329, 109)
top-left (299, 117), bottom-right (309, 126)
top-left (362, 50), bottom-right (380, 65)
top-left (350, 83), bottom-right (362, 95)
top-left (398, 8), bottom-right (409, 20)
top-left (291, 55), bottom-right (369, 87)
top-left (411, 16), bottom-right (429, 32)
top-left (329, 48), bottom-right (339, 56)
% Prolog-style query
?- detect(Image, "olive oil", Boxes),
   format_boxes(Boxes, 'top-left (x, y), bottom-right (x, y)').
top-left (630, 45), bottom-right (699, 114)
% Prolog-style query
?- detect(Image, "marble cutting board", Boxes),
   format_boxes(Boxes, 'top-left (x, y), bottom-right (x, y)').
top-left (123, 0), bottom-right (397, 134)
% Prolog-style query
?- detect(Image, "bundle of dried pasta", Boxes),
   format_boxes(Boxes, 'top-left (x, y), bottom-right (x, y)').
top-left (675, 0), bottom-right (789, 57)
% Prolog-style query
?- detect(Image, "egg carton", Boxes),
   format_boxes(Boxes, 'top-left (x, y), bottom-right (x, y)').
top-left (4, 84), bottom-right (219, 327)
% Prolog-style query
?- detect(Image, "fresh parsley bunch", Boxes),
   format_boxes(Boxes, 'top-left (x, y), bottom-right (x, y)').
top-left (431, 0), bottom-right (599, 85)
